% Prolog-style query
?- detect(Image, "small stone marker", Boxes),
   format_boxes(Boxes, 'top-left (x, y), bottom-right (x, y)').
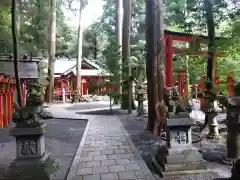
top-left (153, 112), bottom-right (207, 177)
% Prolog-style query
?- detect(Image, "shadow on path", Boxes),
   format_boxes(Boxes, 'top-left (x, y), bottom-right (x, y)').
top-left (0, 119), bottom-right (87, 180)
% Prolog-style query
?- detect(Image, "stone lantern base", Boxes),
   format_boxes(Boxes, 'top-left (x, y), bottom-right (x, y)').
top-left (4, 124), bottom-right (58, 180)
top-left (153, 114), bottom-right (207, 177)
top-left (10, 125), bottom-right (47, 160)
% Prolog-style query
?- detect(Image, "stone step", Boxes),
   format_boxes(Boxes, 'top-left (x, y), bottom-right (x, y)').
top-left (157, 146), bottom-right (199, 156)
top-left (153, 155), bottom-right (208, 177)
top-left (164, 161), bottom-right (207, 173)
top-left (156, 152), bottom-right (203, 164)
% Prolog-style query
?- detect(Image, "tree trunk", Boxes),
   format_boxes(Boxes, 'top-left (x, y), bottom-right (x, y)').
top-left (93, 34), bottom-right (97, 60)
top-left (145, 0), bottom-right (159, 131)
top-left (154, 0), bottom-right (166, 135)
top-left (205, 0), bottom-right (216, 82)
top-left (12, 0), bottom-right (22, 107)
top-left (156, 0), bottom-right (165, 102)
top-left (76, 0), bottom-right (83, 98)
top-left (122, 0), bottom-right (135, 110)
top-left (16, 0), bottom-right (21, 37)
top-left (45, 0), bottom-right (56, 103)
top-left (115, 0), bottom-right (123, 104)
top-left (204, 0), bottom-right (219, 138)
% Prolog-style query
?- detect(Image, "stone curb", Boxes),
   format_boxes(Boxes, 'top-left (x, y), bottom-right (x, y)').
top-left (65, 118), bottom-right (91, 180)
top-left (76, 106), bottom-right (120, 113)
top-left (120, 123), bottom-right (156, 180)
top-left (53, 117), bottom-right (88, 121)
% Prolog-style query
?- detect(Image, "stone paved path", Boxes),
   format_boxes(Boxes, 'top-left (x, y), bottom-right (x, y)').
top-left (67, 115), bottom-right (156, 180)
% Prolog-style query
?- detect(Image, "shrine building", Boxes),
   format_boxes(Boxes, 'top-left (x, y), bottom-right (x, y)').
top-left (49, 58), bottom-right (110, 101)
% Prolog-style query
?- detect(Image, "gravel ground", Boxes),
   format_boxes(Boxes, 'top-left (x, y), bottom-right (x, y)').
top-left (78, 109), bottom-right (231, 179)
top-left (0, 119), bottom-right (87, 180)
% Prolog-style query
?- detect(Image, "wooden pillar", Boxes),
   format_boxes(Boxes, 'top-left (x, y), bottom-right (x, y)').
top-left (165, 36), bottom-right (173, 87)
top-left (0, 92), bottom-right (3, 128)
top-left (7, 91), bottom-right (12, 125)
top-left (0, 75), bottom-right (3, 128)
top-left (81, 79), bottom-right (87, 96)
top-left (5, 80), bottom-right (11, 126)
top-left (96, 77), bottom-right (99, 95)
top-left (11, 87), bottom-right (15, 116)
top-left (3, 90), bottom-right (8, 127)
top-left (86, 82), bottom-right (89, 95)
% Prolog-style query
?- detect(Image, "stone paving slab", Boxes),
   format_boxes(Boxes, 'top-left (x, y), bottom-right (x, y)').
top-left (44, 103), bottom-right (119, 120)
top-left (66, 115), bottom-right (156, 180)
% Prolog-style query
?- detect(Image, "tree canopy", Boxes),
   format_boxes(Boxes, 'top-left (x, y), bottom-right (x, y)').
top-left (0, 0), bottom-right (76, 57)
top-left (1, 0), bottom-right (240, 93)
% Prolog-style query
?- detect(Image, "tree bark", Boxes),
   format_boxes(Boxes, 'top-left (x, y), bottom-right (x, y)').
top-left (93, 34), bottom-right (97, 60)
top-left (205, 0), bottom-right (216, 82)
top-left (76, 0), bottom-right (83, 98)
top-left (45, 0), bottom-right (56, 103)
top-left (115, 0), bottom-right (123, 104)
top-left (145, 0), bottom-right (159, 131)
top-left (122, 0), bottom-right (135, 111)
top-left (16, 0), bottom-right (21, 37)
top-left (12, 0), bottom-right (22, 107)
top-left (204, 0), bottom-right (219, 138)
top-left (154, 0), bottom-right (166, 135)
top-left (156, 0), bottom-right (165, 102)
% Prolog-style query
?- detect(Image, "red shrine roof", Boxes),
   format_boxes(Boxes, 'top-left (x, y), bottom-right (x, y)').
top-left (48, 58), bottom-right (109, 77)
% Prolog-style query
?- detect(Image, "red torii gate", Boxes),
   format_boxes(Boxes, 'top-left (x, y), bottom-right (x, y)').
top-left (164, 30), bottom-right (225, 92)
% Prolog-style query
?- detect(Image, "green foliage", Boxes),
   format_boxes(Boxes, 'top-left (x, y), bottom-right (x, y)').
top-left (130, 40), bottom-right (146, 81)
top-left (166, 0), bottom-right (235, 34)
top-left (235, 82), bottom-right (240, 96)
top-left (102, 36), bottom-right (121, 85)
top-left (82, 0), bottom-right (240, 96)
top-left (0, 0), bottom-right (77, 57)
top-left (0, 6), bottom-right (12, 54)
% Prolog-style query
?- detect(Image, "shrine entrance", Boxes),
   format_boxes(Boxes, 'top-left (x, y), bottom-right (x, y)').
top-left (164, 30), bottom-right (227, 97)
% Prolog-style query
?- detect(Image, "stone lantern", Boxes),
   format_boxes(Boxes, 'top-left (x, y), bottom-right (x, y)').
top-left (218, 96), bottom-right (240, 180)
top-left (3, 56), bottom-right (58, 179)
top-left (136, 83), bottom-right (146, 116)
top-left (152, 88), bottom-right (207, 177)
